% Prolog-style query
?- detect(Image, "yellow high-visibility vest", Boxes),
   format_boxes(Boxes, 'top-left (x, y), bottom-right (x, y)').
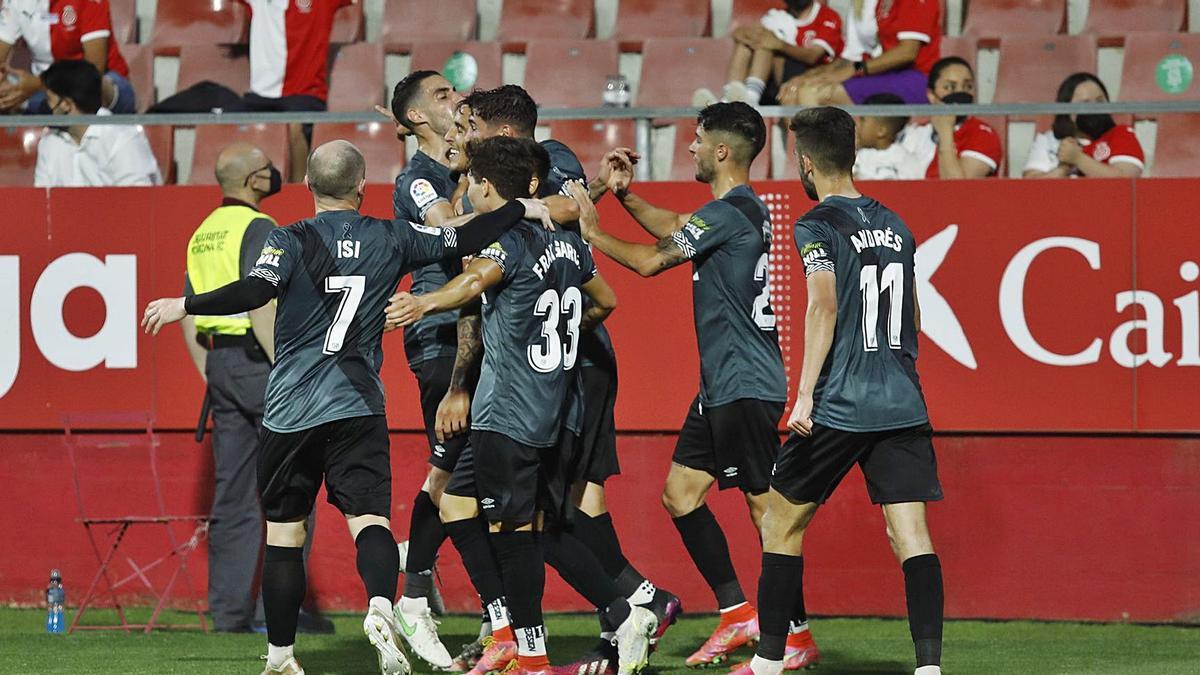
top-left (185, 205), bottom-right (277, 336)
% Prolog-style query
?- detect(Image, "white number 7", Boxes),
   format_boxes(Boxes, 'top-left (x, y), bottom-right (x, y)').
top-left (323, 275), bottom-right (365, 354)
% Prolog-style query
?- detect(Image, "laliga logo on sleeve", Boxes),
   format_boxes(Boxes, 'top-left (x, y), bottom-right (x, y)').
top-left (915, 225), bottom-right (977, 370)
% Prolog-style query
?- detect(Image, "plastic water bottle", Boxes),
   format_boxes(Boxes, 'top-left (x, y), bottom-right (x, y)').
top-left (603, 75), bottom-right (631, 108)
top-left (46, 570), bottom-right (65, 634)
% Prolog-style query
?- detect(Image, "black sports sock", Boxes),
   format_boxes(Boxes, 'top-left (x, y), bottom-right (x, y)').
top-left (571, 510), bottom-right (633, 580)
top-left (355, 524), bottom-right (399, 601)
top-left (757, 553), bottom-right (804, 661)
top-left (262, 545), bottom-right (306, 648)
top-left (544, 529), bottom-right (623, 609)
top-left (671, 505), bottom-right (745, 608)
top-left (490, 531), bottom-right (546, 629)
top-left (444, 517), bottom-right (505, 604)
top-left (902, 553), bottom-right (944, 667)
top-left (404, 491), bottom-right (447, 598)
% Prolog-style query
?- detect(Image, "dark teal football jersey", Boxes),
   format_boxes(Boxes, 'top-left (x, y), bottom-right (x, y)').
top-left (394, 150), bottom-right (461, 368)
top-left (670, 184), bottom-right (787, 407)
top-left (470, 221), bottom-right (594, 447)
top-left (249, 210), bottom-right (468, 433)
top-left (793, 195), bottom-right (929, 432)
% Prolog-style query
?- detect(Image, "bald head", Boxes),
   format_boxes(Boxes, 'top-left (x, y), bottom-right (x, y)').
top-left (215, 142), bottom-right (269, 194)
top-left (306, 140), bottom-right (366, 202)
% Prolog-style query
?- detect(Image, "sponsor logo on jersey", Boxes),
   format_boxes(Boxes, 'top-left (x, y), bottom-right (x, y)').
top-left (256, 247), bottom-right (285, 267)
top-left (60, 5), bottom-right (76, 27)
top-left (410, 179), bottom-right (441, 210)
top-left (479, 242), bottom-right (507, 269)
top-left (1092, 141), bottom-right (1112, 162)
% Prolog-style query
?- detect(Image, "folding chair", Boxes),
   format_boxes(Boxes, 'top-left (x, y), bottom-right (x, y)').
top-left (64, 412), bottom-right (210, 633)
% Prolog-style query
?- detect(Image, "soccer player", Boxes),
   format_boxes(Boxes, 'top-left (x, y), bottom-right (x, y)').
top-left (579, 102), bottom-right (804, 668)
top-left (737, 107), bottom-right (944, 675)
top-left (142, 140), bottom-right (552, 675)
top-left (384, 69), bottom-right (466, 669)
top-left (387, 136), bottom-right (658, 675)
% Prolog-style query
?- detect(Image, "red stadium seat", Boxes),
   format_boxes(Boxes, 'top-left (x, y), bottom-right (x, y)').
top-left (189, 124), bottom-right (289, 185)
top-left (1151, 113), bottom-right (1200, 177)
top-left (992, 35), bottom-right (1097, 105)
top-left (614, 0), bottom-right (711, 43)
top-left (409, 42), bottom-right (504, 92)
top-left (121, 44), bottom-right (155, 111)
top-left (152, 0), bottom-right (246, 47)
top-left (963, 0), bottom-right (1065, 43)
top-left (142, 124), bottom-right (175, 184)
top-left (548, 120), bottom-right (637, 177)
top-left (938, 35), bottom-right (978, 72)
top-left (670, 118), bottom-right (770, 181)
top-left (496, 0), bottom-right (593, 42)
top-left (637, 38), bottom-right (735, 108)
top-left (0, 126), bottom-right (41, 186)
top-left (328, 43), bottom-right (385, 112)
top-left (381, 0), bottom-right (476, 46)
top-left (331, 1), bottom-right (365, 43)
top-left (109, 0), bottom-right (138, 43)
top-left (1085, 0), bottom-right (1186, 37)
top-left (310, 123), bottom-right (406, 183)
top-left (728, 0), bottom-right (781, 34)
top-left (523, 40), bottom-right (619, 109)
top-left (175, 45), bottom-right (251, 96)
top-left (1118, 33), bottom-right (1200, 105)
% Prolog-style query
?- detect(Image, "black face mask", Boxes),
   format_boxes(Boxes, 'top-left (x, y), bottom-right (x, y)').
top-left (940, 91), bottom-right (973, 125)
top-left (247, 165), bottom-right (283, 198)
top-left (1074, 113), bottom-right (1115, 140)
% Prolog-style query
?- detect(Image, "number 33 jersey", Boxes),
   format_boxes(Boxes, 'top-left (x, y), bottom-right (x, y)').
top-left (249, 210), bottom-right (466, 433)
top-left (793, 195), bottom-right (929, 433)
top-left (471, 221), bottom-right (593, 448)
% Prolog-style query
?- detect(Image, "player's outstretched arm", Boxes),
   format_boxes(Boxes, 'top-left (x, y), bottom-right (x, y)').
top-left (142, 276), bottom-right (276, 336)
top-left (788, 270), bottom-right (838, 437)
top-left (567, 181), bottom-right (688, 278)
top-left (386, 257), bottom-right (504, 329)
top-left (580, 273), bottom-right (617, 333)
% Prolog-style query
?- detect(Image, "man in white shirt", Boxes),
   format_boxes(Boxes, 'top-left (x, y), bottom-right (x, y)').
top-left (34, 60), bottom-right (160, 188)
top-left (853, 93), bottom-right (922, 180)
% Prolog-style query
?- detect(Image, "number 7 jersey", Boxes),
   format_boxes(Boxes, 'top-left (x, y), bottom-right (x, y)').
top-left (793, 195), bottom-right (929, 432)
top-left (248, 210), bottom-right (467, 433)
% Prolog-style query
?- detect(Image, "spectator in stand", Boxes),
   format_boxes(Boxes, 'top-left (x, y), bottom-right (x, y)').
top-left (700, 0), bottom-right (843, 106)
top-left (34, 60), bottom-right (160, 187)
top-left (854, 93), bottom-right (922, 179)
top-left (0, 0), bottom-right (135, 114)
top-left (1023, 72), bottom-right (1144, 178)
top-left (900, 56), bottom-right (1002, 179)
top-left (778, 0), bottom-right (940, 106)
top-left (237, 0), bottom-right (356, 181)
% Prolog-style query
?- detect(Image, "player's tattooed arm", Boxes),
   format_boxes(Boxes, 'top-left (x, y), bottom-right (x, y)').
top-left (613, 190), bottom-right (692, 240)
top-left (580, 274), bottom-right (617, 332)
top-left (566, 180), bottom-right (689, 277)
top-left (436, 304), bottom-right (482, 442)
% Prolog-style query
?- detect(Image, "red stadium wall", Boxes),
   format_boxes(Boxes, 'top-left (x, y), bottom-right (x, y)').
top-left (1, 180), bottom-right (1198, 623)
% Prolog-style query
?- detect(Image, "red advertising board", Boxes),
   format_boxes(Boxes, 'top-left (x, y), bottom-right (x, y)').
top-left (0, 180), bottom-right (1196, 432)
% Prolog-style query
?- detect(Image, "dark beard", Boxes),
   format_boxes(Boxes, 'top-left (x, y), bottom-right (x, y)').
top-left (800, 172), bottom-right (819, 201)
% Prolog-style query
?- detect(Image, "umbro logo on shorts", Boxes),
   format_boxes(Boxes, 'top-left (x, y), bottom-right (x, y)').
top-left (433, 444), bottom-right (446, 457)
top-left (481, 497), bottom-right (495, 508)
top-left (723, 466), bottom-right (739, 477)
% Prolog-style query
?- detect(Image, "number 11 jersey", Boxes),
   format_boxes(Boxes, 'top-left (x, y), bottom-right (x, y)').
top-left (249, 210), bottom-right (466, 433)
top-left (793, 195), bottom-right (928, 433)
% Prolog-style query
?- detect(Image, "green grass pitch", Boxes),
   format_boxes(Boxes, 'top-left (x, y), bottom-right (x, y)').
top-left (2, 609), bottom-right (1198, 674)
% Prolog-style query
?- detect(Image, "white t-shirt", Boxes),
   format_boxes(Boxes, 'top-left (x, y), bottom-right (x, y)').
top-left (35, 108), bottom-right (163, 187)
top-left (760, 3), bottom-right (820, 46)
top-left (841, 0), bottom-right (880, 60)
top-left (854, 141), bottom-right (923, 180)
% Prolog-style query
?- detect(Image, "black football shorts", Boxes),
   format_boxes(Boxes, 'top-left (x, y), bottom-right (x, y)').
top-left (414, 356), bottom-right (470, 472)
top-left (671, 396), bottom-right (784, 494)
top-left (771, 422), bottom-right (943, 505)
top-left (469, 430), bottom-right (577, 525)
top-left (574, 365), bottom-right (620, 485)
top-left (257, 415), bottom-right (392, 521)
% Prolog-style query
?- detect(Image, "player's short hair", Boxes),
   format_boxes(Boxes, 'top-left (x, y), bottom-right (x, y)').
top-left (390, 70), bottom-right (439, 133)
top-left (788, 106), bottom-right (856, 175)
top-left (863, 92), bottom-right (909, 137)
top-left (307, 140), bottom-right (366, 201)
top-left (40, 60), bottom-right (102, 114)
top-left (927, 56), bottom-right (972, 90)
top-left (467, 136), bottom-right (550, 201)
top-left (469, 85), bottom-right (538, 137)
top-left (696, 102), bottom-right (766, 165)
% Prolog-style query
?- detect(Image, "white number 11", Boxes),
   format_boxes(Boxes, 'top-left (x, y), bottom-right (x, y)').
top-left (859, 263), bottom-right (903, 351)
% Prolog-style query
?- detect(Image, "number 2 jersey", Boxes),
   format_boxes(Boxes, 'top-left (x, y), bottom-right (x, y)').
top-left (793, 195), bottom-right (929, 432)
top-left (249, 210), bottom-right (469, 433)
top-left (471, 221), bottom-right (593, 448)
top-left (670, 184), bottom-right (787, 407)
